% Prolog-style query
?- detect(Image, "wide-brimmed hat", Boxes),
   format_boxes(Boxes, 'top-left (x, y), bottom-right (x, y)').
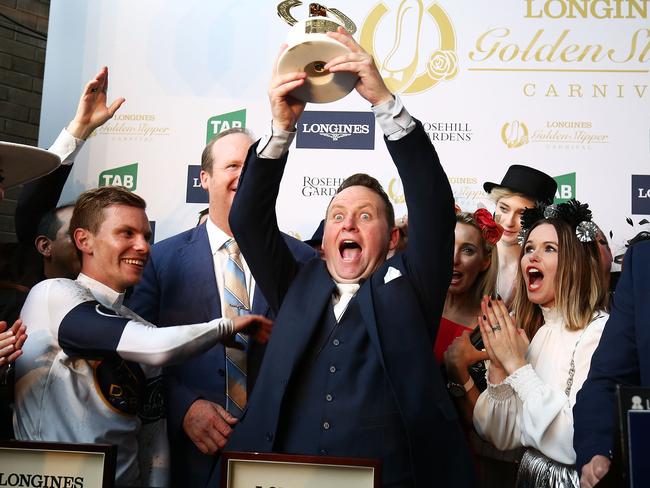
top-left (483, 164), bottom-right (557, 205)
top-left (304, 219), bottom-right (325, 247)
top-left (0, 141), bottom-right (61, 190)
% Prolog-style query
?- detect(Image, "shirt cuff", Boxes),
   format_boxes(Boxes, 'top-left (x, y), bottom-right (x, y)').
top-left (486, 375), bottom-right (516, 401)
top-left (256, 123), bottom-right (296, 159)
top-left (371, 94), bottom-right (416, 141)
top-left (48, 128), bottom-right (85, 165)
top-left (504, 363), bottom-right (545, 403)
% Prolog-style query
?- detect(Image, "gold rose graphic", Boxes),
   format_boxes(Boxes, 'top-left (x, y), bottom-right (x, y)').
top-left (361, 1), bottom-right (458, 94)
top-left (426, 50), bottom-right (458, 81)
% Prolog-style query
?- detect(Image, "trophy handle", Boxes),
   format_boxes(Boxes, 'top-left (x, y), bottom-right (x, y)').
top-left (277, 1), bottom-right (357, 35)
top-left (278, 0), bottom-right (302, 26)
top-left (326, 8), bottom-right (356, 35)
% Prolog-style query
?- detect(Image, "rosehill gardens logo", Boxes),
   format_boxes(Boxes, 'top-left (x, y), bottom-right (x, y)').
top-left (360, 1), bottom-right (459, 94)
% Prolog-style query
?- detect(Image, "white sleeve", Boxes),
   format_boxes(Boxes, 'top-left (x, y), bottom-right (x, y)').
top-left (511, 320), bottom-right (606, 464)
top-left (502, 364), bottom-right (575, 463)
top-left (116, 317), bottom-right (234, 367)
top-left (48, 128), bottom-right (85, 165)
top-left (473, 372), bottom-right (524, 451)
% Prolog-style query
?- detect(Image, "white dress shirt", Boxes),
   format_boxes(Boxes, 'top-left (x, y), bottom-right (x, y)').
top-left (205, 217), bottom-right (256, 315)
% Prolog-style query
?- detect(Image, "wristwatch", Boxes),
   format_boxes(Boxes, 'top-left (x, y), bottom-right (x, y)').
top-left (447, 377), bottom-right (474, 398)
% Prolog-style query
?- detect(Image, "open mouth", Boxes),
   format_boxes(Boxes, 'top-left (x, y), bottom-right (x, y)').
top-left (122, 258), bottom-right (146, 268)
top-left (450, 270), bottom-right (462, 284)
top-left (339, 239), bottom-right (362, 262)
top-left (527, 267), bottom-right (544, 291)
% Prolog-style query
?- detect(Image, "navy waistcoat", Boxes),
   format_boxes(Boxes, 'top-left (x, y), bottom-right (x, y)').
top-left (276, 296), bottom-right (412, 486)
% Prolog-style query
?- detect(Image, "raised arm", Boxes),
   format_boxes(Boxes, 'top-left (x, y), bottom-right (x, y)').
top-left (229, 48), bottom-right (308, 314)
top-left (16, 67), bottom-right (125, 244)
top-left (324, 29), bottom-right (455, 325)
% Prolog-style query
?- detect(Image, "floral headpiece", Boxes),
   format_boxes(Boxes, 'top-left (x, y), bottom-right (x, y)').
top-left (473, 208), bottom-right (504, 245)
top-left (517, 199), bottom-right (598, 246)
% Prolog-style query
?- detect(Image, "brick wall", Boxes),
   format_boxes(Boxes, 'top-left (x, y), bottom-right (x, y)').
top-left (0, 0), bottom-right (50, 242)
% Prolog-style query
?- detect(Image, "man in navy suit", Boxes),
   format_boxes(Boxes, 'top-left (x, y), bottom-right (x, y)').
top-left (226, 30), bottom-right (474, 487)
top-left (574, 240), bottom-right (650, 487)
top-left (127, 128), bottom-right (315, 487)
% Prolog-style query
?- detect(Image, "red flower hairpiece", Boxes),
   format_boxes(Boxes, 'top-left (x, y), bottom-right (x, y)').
top-left (473, 208), bottom-right (504, 245)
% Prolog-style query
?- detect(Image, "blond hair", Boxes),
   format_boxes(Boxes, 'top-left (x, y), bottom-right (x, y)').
top-left (455, 212), bottom-right (499, 304)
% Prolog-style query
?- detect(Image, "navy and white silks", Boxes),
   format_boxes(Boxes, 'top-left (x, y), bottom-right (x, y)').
top-left (14, 273), bottom-right (235, 487)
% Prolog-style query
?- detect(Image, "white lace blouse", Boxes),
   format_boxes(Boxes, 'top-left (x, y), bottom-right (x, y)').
top-left (473, 307), bottom-right (608, 464)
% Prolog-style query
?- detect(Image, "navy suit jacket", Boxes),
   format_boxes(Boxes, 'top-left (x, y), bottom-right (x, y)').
top-left (127, 222), bottom-right (315, 487)
top-left (227, 121), bottom-right (475, 488)
top-left (574, 240), bottom-right (650, 470)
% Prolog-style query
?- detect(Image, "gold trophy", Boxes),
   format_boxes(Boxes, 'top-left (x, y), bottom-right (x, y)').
top-left (277, 1), bottom-right (357, 103)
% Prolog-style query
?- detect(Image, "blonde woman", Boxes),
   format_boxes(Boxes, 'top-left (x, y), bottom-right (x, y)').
top-left (483, 166), bottom-right (557, 307)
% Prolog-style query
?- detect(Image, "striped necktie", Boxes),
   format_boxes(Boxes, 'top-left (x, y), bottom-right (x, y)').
top-left (223, 239), bottom-right (249, 417)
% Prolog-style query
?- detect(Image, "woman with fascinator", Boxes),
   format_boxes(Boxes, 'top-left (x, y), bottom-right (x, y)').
top-left (472, 200), bottom-right (609, 488)
top-left (433, 207), bottom-right (502, 424)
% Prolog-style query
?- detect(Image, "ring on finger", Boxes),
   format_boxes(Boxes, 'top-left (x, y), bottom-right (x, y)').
top-left (492, 324), bottom-right (502, 332)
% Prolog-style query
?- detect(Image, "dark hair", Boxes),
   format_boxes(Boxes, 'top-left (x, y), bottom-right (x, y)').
top-left (70, 186), bottom-right (146, 244)
top-left (200, 127), bottom-right (255, 174)
top-left (197, 207), bottom-right (209, 227)
top-left (36, 204), bottom-right (74, 240)
top-left (328, 173), bottom-right (395, 228)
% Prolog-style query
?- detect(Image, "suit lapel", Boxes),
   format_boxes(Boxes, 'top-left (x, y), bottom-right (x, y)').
top-left (181, 224), bottom-right (221, 318)
top-left (275, 261), bottom-right (336, 375)
top-left (357, 280), bottom-right (387, 371)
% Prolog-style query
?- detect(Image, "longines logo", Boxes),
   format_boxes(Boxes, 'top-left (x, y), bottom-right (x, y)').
top-left (93, 114), bottom-right (170, 141)
top-left (361, 1), bottom-right (458, 95)
top-left (206, 109), bottom-right (246, 144)
top-left (98, 163), bottom-right (138, 191)
top-left (423, 122), bottom-right (473, 143)
top-left (524, 0), bottom-right (648, 19)
top-left (302, 176), bottom-right (345, 197)
top-left (296, 112), bottom-right (375, 150)
top-left (632, 175), bottom-right (650, 215)
top-left (186, 165), bottom-right (207, 204)
top-left (500, 119), bottom-right (608, 150)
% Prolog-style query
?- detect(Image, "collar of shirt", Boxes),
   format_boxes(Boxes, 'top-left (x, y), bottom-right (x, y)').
top-left (76, 272), bottom-right (125, 310)
top-left (205, 216), bottom-right (232, 255)
top-left (332, 282), bottom-right (361, 322)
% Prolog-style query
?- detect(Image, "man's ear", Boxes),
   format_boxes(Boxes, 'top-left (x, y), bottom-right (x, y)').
top-left (73, 228), bottom-right (93, 256)
top-left (35, 235), bottom-right (52, 258)
top-left (199, 170), bottom-right (210, 191)
top-left (387, 226), bottom-right (401, 251)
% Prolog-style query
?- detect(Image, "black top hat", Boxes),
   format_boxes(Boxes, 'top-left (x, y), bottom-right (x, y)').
top-left (483, 164), bottom-right (557, 205)
top-left (304, 219), bottom-right (325, 247)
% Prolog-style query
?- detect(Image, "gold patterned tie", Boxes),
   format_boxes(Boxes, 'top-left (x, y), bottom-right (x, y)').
top-left (223, 239), bottom-right (249, 416)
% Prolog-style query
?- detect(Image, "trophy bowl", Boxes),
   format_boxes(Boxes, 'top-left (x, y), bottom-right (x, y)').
top-left (277, 2), bottom-right (358, 104)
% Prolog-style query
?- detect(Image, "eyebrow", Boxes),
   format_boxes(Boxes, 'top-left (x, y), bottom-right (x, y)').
top-left (329, 202), bottom-right (376, 214)
top-left (526, 240), bottom-right (559, 246)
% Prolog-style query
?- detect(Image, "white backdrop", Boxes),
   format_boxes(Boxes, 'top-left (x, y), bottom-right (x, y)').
top-left (39, 0), bottom-right (650, 264)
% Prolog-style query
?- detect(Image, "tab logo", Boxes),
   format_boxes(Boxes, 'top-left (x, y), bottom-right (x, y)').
top-left (98, 163), bottom-right (138, 191)
top-left (553, 172), bottom-right (576, 204)
top-left (186, 165), bottom-right (208, 203)
top-left (206, 109), bottom-right (246, 144)
top-left (297, 111), bottom-right (375, 150)
top-left (632, 175), bottom-right (650, 215)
